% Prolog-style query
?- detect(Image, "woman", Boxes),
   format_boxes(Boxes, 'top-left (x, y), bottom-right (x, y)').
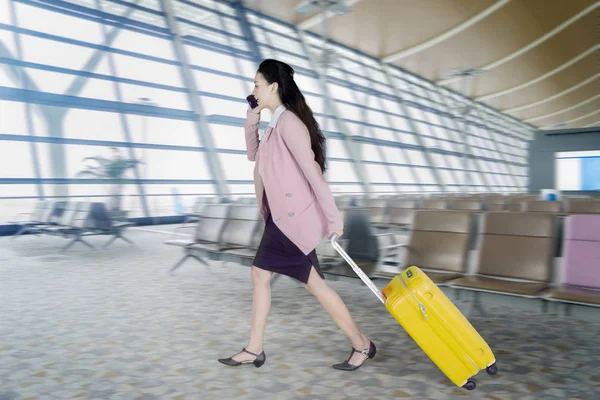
top-left (218, 59), bottom-right (376, 371)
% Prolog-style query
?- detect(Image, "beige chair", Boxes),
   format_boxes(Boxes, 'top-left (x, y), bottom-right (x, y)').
top-left (385, 200), bottom-right (417, 229)
top-left (387, 210), bottom-right (473, 284)
top-left (566, 199), bottom-right (600, 214)
top-left (450, 212), bottom-right (556, 314)
top-left (420, 199), bottom-right (447, 210)
top-left (450, 200), bottom-right (482, 211)
top-left (521, 200), bottom-right (562, 213)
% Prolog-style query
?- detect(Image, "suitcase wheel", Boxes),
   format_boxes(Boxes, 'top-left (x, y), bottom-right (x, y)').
top-left (463, 379), bottom-right (476, 391)
top-left (486, 363), bottom-right (498, 375)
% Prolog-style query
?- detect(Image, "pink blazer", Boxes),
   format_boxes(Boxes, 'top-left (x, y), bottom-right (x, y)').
top-left (244, 108), bottom-right (344, 255)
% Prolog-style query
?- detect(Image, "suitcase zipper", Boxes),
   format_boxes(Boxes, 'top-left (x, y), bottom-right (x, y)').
top-left (400, 272), bottom-right (428, 321)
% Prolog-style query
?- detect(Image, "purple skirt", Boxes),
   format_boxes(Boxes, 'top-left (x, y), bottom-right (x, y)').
top-left (252, 212), bottom-right (324, 284)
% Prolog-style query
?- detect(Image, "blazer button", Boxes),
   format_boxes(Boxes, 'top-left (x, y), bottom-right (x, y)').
top-left (286, 192), bottom-right (292, 197)
top-left (288, 212), bottom-right (295, 217)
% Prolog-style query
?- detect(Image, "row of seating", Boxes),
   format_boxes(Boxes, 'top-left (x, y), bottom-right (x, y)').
top-left (164, 203), bottom-right (404, 276)
top-left (10, 200), bottom-right (135, 252)
top-left (175, 195), bottom-right (599, 231)
top-left (337, 197), bottom-right (600, 213)
top-left (379, 209), bottom-right (600, 313)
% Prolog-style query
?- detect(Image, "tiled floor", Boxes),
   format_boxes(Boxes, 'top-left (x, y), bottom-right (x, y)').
top-left (1, 228), bottom-right (599, 399)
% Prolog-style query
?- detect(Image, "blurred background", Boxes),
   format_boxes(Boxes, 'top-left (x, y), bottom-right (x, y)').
top-left (3, 0), bottom-right (597, 224)
top-left (1, 1), bottom-right (599, 398)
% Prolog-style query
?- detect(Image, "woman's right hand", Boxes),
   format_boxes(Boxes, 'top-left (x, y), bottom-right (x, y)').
top-left (248, 104), bottom-right (262, 115)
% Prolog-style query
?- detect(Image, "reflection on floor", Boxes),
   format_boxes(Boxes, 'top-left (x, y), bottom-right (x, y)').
top-left (1, 228), bottom-right (598, 399)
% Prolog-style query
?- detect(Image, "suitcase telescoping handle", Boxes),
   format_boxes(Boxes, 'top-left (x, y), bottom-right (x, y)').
top-left (330, 233), bottom-right (386, 305)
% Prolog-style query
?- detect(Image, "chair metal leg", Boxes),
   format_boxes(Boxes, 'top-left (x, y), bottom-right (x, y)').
top-left (61, 238), bottom-right (77, 253)
top-left (61, 235), bottom-right (97, 253)
top-left (473, 291), bottom-right (486, 316)
top-left (80, 237), bottom-right (96, 250)
top-left (271, 274), bottom-right (280, 285)
top-left (104, 231), bottom-right (134, 249)
top-left (192, 254), bottom-right (209, 266)
top-left (169, 254), bottom-right (192, 275)
top-left (119, 234), bottom-right (134, 245)
top-left (541, 300), bottom-right (549, 313)
top-left (103, 235), bottom-right (118, 249)
top-left (463, 290), bottom-right (486, 319)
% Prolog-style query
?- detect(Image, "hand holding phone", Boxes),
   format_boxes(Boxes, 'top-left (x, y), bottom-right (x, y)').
top-left (246, 94), bottom-right (260, 112)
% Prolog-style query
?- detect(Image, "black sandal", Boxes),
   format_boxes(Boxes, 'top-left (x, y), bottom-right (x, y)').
top-left (332, 341), bottom-right (376, 371)
top-left (218, 348), bottom-right (266, 368)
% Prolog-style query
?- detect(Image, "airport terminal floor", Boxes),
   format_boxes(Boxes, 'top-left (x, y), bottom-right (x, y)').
top-left (1, 227), bottom-right (599, 400)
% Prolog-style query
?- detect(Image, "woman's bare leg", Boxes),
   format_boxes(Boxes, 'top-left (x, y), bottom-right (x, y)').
top-left (303, 267), bottom-right (371, 366)
top-left (231, 266), bottom-right (273, 362)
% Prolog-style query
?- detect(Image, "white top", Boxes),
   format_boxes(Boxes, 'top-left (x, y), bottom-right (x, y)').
top-left (260, 104), bottom-right (287, 143)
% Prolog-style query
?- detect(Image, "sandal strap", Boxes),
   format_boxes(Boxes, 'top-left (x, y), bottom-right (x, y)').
top-left (352, 347), bottom-right (370, 356)
top-left (242, 348), bottom-right (260, 357)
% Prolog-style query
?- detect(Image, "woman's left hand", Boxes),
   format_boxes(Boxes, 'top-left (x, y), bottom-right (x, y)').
top-left (329, 230), bottom-right (343, 240)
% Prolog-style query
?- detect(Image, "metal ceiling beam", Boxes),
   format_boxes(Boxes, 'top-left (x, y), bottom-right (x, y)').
top-left (477, 44), bottom-right (599, 101)
top-left (524, 95), bottom-right (600, 123)
top-left (297, 0), bottom-right (362, 30)
top-left (503, 73), bottom-right (599, 113)
top-left (543, 109), bottom-right (600, 129)
top-left (439, 2), bottom-right (600, 85)
top-left (382, 0), bottom-right (511, 63)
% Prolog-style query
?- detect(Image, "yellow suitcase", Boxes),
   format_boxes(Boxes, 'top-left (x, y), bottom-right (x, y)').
top-left (331, 235), bottom-right (497, 391)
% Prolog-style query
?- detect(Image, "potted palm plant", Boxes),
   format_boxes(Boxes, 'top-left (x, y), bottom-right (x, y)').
top-left (75, 147), bottom-right (142, 216)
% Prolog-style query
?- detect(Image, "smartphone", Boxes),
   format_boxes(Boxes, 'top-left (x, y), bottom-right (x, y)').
top-left (246, 94), bottom-right (259, 109)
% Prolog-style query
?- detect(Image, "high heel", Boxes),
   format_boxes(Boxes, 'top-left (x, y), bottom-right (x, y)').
top-left (332, 340), bottom-right (376, 371)
top-left (218, 348), bottom-right (266, 368)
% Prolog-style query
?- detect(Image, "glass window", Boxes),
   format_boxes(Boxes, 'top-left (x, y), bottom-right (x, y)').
top-left (438, 169), bottom-right (457, 185)
top-left (365, 164), bottom-right (393, 183)
top-left (62, 108), bottom-right (126, 142)
top-left (381, 147), bottom-right (407, 164)
top-left (228, 184), bottom-right (256, 196)
top-left (336, 102), bottom-right (362, 122)
top-left (127, 115), bottom-right (199, 147)
top-left (0, 69), bottom-right (16, 88)
top-left (194, 69), bottom-right (247, 99)
top-left (218, 154), bottom-right (254, 181)
top-left (361, 144), bottom-right (384, 162)
top-left (201, 97), bottom-right (246, 118)
top-left (0, 197), bottom-right (41, 224)
top-left (414, 167), bottom-right (436, 184)
top-left (210, 124), bottom-right (246, 151)
top-left (76, 75), bottom-right (118, 102)
top-left (185, 45), bottom-right (241, 75)
top-left (295, 74), bottom-right (321, 95)
top-left (329, 84), bottom-right (355, 104)
top-left (389, 115), bottom-right (411, 132)
top-left (305, 95), bottom-right (324, 114)
top-left (20, 35), bottom-right (96, 71)
top-left (119, 83), bottom-right (190, 111)
top-left (111, 29), bottom-right (176, 60)
top-left (326, 138), bottom-right (349, 159)
top-left (328, 184), bottom-right (363, 194)
top-left (0, 101), bottom-right (29, 135)
top-left (140, 149), bottom-right (212, 180)
top-left (113, 53), bottom-right (184, 87)
top-left (370, 127), bottom-right (395, 141)
top-left (403, 149), bottom-right (428, 166)
top-left (327, 160), bottom-right (359, 182)
top-left (366, 110), bottom-right (390, 128)
top-left (0, 142), bottom-right (35, 178)
top-left (15, 2), bottom-right (104, 43)
top-left (391, 166), bottom-right (416, 183)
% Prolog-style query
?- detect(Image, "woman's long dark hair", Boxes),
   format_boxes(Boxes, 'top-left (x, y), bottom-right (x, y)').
top-left (258, 59), bottom-right (327, 173)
